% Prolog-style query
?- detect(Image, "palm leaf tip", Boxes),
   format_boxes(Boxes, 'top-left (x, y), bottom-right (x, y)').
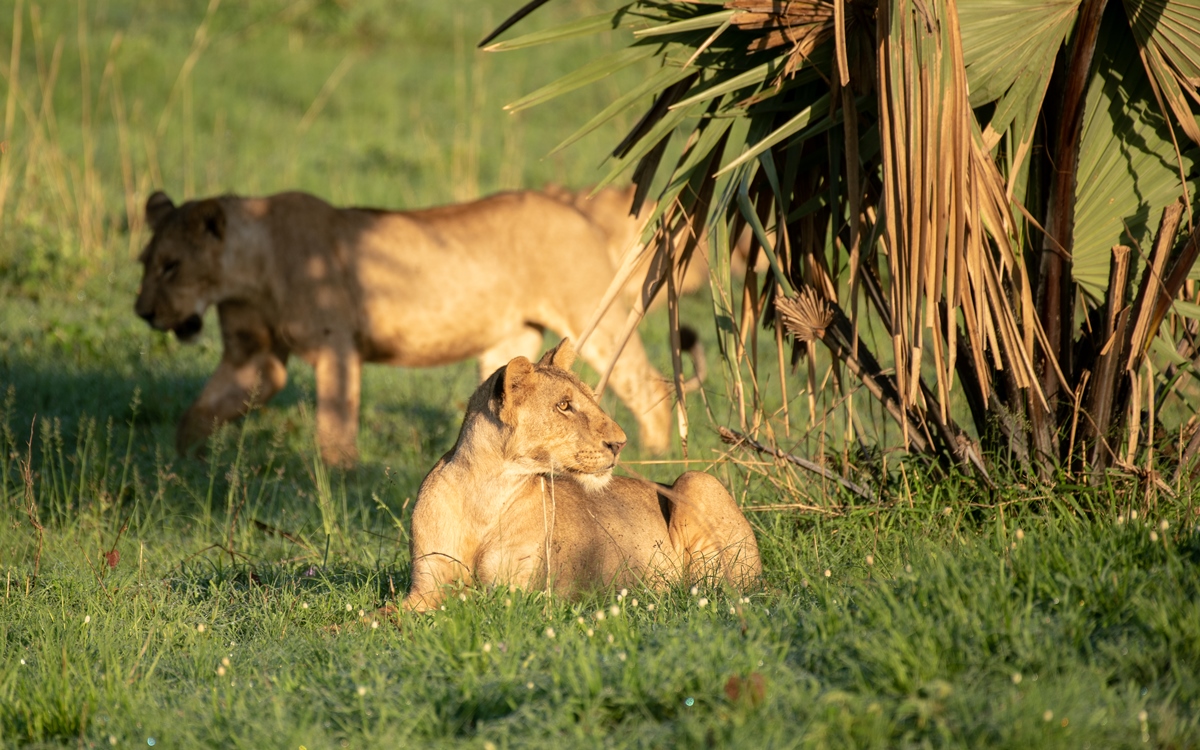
top-left (478, 0), bottom-right (555, 49)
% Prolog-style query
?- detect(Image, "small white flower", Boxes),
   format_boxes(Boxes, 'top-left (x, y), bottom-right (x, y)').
top-left (905, 564), bottom-right (913, 573)
top-left (1012, 673), bottom-right (1022, 684)
top-left (357, 686), bottom-right (367, 697)
top-left (865, 555), bottom-right (874, 567)
top-left (594, 610), bottom-right (606, 621)
top-left (458, 594), bottom-right (466, 602)
top-left (197, 623), bottom-right (206, 633)
top-left (630, 598), bottom-right (638, 608)
top-left (1043, 710), bottom-right (1054, 721)
top-left (698, 597), bottom-right (708, 608)
top-left (729, 607), bottom-right (736, 615)
top-left (346, 604), bottom-right (353, 612)
top-left (222, 657), bottom-right (231, 667)
top-left (371, 620), bottom-right (379, 629)
top-left (20, 659), bottom-right (26, 665)
top-left (359, 609), bottom-right (366, 617)
top-left (1138, 710), bottom-right (1148, 722)
top-left (690, 585), bottom-right (699, 596)
top-left (1160, 520), bottom-right (1169, 531)
top-left (577, 616), bottom-right (585, 625)
top-left (1015, 528), bottom-right (1025, 540)
top-left (617, 652), bottom-right (627, 662)
top-left (1131, 510), bottom-right (1138, 520)
top-left (302, 602), bottom-right (309, 609)
top-left (586, 628), bottom-right (594, 637)
top-left (84, 615), bottom-right (91, 624)
top-left (545, 627), bottom-right (556, 639)
top-left (109, 735), bottom-right (117, 745)
top-left (606, 634), bottom-right (614, 644)
top-left (483, 643), bottom-right (492, 653)
top-left (609, 605), bottom-right (620, 617)
top-left (526, 682), bottom-right (534, 690)
top-left (217, 666), bottom-right (226, 676)
top-left (646, 603), bottom-right (655, 612)
top-left (504, 598), bottom-right (512, 607)
top-left (824, 569), bottom-right (831, 578)
top-left (1150, 531), bottom-right (1159, 542)
top-left (942, 506), bottom-right (952, 516)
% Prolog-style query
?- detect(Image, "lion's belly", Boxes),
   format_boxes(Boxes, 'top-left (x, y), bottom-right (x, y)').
top-left (342, 204), bottom-right (620, 367)
top-left (356, 289), bottom-right (533, 366)
top-left (350, 258), bottom-right (538, 367)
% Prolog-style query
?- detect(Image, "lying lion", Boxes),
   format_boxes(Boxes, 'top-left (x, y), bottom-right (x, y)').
top-left (402, 339), bottom-right (760, 612)
top-left (134, 190), bottom-right (682, 467)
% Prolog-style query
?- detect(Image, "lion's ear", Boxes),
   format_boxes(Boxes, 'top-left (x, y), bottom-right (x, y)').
top-left (538, 338), bottom-right (576, 370)
top-left (190, 199), bottom-right (226, 241)
top-left (499, 356), bottom-right (535, 424)
top-left (145, 191), bottom-right (175, 231)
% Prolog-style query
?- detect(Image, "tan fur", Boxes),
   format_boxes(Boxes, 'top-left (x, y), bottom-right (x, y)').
top-left (402, 340), bottom-right (760, 612)
top-left (134, 190), bottom-right (678, 467)
top-left (544, 184), bottom-right (761, 308)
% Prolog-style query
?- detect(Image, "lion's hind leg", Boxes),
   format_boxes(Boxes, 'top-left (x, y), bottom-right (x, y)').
top-left (662, 472), bottom-right (761, 589)
top-left (572, 309), bottom-right (673, 455)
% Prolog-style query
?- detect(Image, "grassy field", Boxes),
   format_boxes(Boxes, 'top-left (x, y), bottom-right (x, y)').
top-left (2, 2), bottom-right (1200, 747)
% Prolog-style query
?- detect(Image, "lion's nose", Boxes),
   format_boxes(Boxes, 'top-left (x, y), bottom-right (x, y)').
top-left (605, 438), bottom-right (626, 458)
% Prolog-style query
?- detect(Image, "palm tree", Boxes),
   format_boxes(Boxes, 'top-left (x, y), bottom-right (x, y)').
top-left (483, 0), bottom-right (1200, 482)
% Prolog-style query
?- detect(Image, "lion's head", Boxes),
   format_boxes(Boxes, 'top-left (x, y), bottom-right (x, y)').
top-left (487, 339), bottom-right (627, 490)
top-left (134, 191), bottom-right (226, 341)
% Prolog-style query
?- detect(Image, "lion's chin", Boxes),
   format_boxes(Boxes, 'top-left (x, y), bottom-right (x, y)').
top-left (572, 472), bottom-right (613, 493)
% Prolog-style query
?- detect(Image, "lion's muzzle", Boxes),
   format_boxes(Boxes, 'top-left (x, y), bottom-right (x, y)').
top-left (172, 314), bottom-right (204, 341)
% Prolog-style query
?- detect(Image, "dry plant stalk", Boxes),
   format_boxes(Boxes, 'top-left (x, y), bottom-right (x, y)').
top-left (20, 419), bottom-right (43, 593)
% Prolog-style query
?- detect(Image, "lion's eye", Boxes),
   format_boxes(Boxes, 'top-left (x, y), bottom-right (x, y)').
top-left (556, 400), bottom-right (571, 413)
top-left (162, 260), bottom-right (179, 278)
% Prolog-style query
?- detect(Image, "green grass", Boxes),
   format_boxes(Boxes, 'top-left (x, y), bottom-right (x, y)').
top-left (2, 2), bottom-right (1200, 747)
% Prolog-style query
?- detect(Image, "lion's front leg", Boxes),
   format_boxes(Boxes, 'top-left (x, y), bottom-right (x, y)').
top-left (403, 481), bottom-right (473, 612)
top-left (402, 551), bottom-right (470, 612)
top-left (313, 344), bottom-right (362, 468)
top-left (177, 304), bottom-right (289, 457)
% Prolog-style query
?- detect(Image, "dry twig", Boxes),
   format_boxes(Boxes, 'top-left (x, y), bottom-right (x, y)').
top-left (718, 426), bottom-right (874, 501)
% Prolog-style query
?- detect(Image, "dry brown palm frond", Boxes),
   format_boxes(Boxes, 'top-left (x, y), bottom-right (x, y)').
top-left (876, 0), bottom-right (1046, 443)
top-left (729, 0), bottom-right (837, 52)
top-left (776, 287), bottom-right (834, 343)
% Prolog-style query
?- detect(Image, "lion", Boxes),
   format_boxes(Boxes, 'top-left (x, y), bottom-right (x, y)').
top-left (134, 189), bottom-right (685, 467)
top-left (544, 183), bottom-right (762, 308)
top-left (402, 339), bottom-right (760, 612)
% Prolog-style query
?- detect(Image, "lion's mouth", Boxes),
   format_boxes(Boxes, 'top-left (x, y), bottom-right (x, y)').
top-left (172, 314), bottom-right (204, 341)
